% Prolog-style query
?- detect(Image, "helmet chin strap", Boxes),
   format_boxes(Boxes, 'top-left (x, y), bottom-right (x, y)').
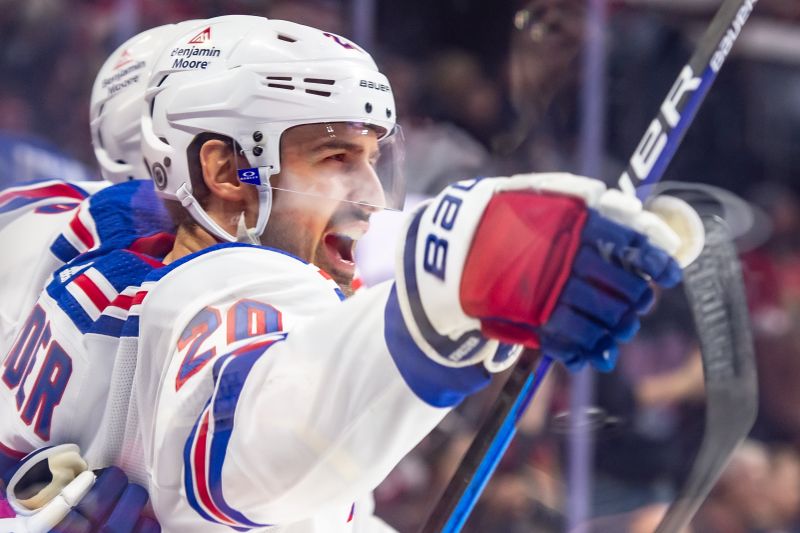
top-left (236, 186), bottom-right (272, 244)
top-left (176, 183), bottom-right (273, 244)
top-left (236, 215), bottom-right (259, 244)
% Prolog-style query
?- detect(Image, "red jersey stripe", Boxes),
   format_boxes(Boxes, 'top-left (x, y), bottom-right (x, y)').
top-left (0, 441), bottom-right (26, 460)
top-left (192, 410), bottom-right (237, 526)
top-left (0, 183), bottom-right (86, 206)
top-left (73, 273), bottom-right (111, 311)
top-left (69, 209), bottom-right (95, 249)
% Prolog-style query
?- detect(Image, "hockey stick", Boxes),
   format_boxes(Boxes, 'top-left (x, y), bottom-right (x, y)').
top-left (653, 213), bottom-right (757, 532)
top-left (420, 1), bottom-right (758, 531)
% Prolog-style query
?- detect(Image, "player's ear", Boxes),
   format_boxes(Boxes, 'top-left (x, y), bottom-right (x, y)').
top-left (198, 139), bottom-right (247, 202)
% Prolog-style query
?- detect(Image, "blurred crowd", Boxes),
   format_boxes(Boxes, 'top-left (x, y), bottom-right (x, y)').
top-left (3, 0), bottom-right (800, 531)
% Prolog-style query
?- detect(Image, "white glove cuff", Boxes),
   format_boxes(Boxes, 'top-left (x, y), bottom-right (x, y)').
top-left (6, 444), bottom-right (88, 515)
top-left (395, 180), bottom-right (498, 368)
top-left (646, 195), bottom-right (705, 267)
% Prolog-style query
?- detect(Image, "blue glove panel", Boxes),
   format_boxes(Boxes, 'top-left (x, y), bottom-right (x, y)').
top-left (50, 510), bottom-right (91, 533)
top-left (51, 467), bottom-right (160, 533)
top-left (539, 210), bottom-right (682, 373)
top-left (131, 517), bottom-right (160, 533)
top-left (580, 210), bottom-right (682, 288)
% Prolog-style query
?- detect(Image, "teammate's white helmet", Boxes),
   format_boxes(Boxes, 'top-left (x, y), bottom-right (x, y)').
top-left (90, 20), bottom-right (205, 183)
top-left (141, 15), bottom-right (402, 243)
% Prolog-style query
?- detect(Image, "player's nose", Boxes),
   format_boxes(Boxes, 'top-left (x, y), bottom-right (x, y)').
top-left (348, 160), bottom-right (386, 209)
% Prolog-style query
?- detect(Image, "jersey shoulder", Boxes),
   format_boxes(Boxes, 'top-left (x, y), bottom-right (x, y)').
top-left (0, 180), bottom-right (93, 217)
top-left (133, 243), bottom-right (347, 420)
top-left (135, 243), bottom-right (345, 356)
top-left (144, 242), bottom-right (346, 311)
top-left (45, 248), bottom-right (163, 336)
top-left (49, 180), bottom-right (175, 265)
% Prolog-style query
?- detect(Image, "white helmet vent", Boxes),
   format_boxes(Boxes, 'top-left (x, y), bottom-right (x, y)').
top-left (306, 89), bottom-right (331, 97)
top-left (276, 34), bottom-right (297, 43)
top-left (263, 76), bottom-right (335, 98)
top-left (265, 76), bottom-right (292, 91)
top-left (267, 82), bottom-right (294, 91)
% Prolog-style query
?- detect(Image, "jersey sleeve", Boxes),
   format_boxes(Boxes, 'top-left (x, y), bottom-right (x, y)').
top-left (135, 246), bottom-right (491, 530)
top-left (0, 179), bottom-right (172, 361)
top-left (0, 180), bottom-right (110, 235)
top-left (0, 181), bottom-right (102, 358)
top-left (0, 249), bottom-right (161, 462)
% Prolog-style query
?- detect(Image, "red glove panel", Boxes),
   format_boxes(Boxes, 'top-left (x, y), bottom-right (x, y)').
top-left (459, 191), bottom-right (588, 346)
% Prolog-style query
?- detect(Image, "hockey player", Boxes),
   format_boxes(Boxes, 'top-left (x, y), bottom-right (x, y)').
top-left (0, 22), bottom-right (209, 532)
top-left (0, 20), bottom-right (206, 358)
top-left (0, 15), bottom-right (694, 532)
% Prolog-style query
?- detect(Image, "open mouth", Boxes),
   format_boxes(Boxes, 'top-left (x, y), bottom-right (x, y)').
top-left (320, 219), bottom-right (369, 281)
top-left (324, 233), bottom-right (355, 265)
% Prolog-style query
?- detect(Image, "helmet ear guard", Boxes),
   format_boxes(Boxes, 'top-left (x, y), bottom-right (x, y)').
top-left (151, 161), bottom-right (169, 191)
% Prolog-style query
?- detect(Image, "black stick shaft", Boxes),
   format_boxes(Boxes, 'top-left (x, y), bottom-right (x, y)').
top-left (420, 350), bottom-right (540, 533)
top-left (420, 0), bottom-right (757, 531)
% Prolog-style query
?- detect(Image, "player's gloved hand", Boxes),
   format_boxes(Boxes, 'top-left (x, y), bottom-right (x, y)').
top-left (1, 444), bottom-right (160, 533)
top-left (396, 173), bottom-right (695, 373)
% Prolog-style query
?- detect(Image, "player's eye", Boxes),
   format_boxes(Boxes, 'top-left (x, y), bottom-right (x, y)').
top-left (323, 152), bottom-right (347, 163)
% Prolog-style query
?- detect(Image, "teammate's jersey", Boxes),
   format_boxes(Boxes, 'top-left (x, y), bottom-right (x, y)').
top-left (0, 241), bottom-right (492, 532)
top-left (0, 179), bottom-right (174, 357)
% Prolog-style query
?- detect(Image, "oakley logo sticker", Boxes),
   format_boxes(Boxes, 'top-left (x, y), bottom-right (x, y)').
top-left (238, 168), bottom-right (261, 185)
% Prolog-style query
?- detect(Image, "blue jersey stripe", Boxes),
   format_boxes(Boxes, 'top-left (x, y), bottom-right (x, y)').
top-left (45, 280), bottom-right (94, 334)
top-left (50, 235), bottom-right (80, 263)
top-left (183, 337), bottom-right (285, 529)
top-left (207, 348), bottom-right (272, 528)
top-left (92, 315), bottom-right (126, 338)
top-left (0, 196), bottom-right (43, 214)
top-left (384, 284), bottom-right (490, 408)
top-left (120, 314), bottom-right (140, 338)
top-left (182, 399), bottom-right (222, 527)
top-left (146, 243), bottom-right (308, 284)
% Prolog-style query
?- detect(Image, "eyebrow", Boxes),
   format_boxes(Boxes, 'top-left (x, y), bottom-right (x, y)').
top-left (311, 139), bottom-right (379, 159)
top-left (311, 139), bottom-right (364, 153)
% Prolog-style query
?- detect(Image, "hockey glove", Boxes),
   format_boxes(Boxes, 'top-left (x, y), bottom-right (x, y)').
top-left (1, 444), bottom-right (159, 533)
top-left (396, 173), bottom-right (689, 373)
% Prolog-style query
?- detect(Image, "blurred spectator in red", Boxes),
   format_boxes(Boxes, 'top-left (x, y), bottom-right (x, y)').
top-left (694, 439), bottom-right (800, 533)
top-left (743, 184), bottom-right (800, 443)
top-left (768, 446), bottom-right (800, 530)
top-left (694, 439), bottom-right (772, 533)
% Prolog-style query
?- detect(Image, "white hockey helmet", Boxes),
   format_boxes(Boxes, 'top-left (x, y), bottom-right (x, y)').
top-left (90, 20), bottom-right (205, 183)
top-left (140, 15), bottom-right (402, 243)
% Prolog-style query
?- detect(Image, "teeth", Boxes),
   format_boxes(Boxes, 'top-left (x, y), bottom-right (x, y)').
top-left (328, 234), bottom-right (354, 263)
top-left (335, 229), bottom-right (360, 241)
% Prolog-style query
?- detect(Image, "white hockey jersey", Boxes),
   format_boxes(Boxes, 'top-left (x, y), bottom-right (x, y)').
top-left (0, 240), bottom-right (493, 532)
top-left (0, 179), bottom-right (174, 357)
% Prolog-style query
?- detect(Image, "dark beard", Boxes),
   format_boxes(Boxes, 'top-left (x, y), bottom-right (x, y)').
top-left (260, 214), bottom-right (356, 298)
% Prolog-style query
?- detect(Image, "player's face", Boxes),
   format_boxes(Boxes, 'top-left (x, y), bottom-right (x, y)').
top-left (259, 123), bottom-right (384, 295)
